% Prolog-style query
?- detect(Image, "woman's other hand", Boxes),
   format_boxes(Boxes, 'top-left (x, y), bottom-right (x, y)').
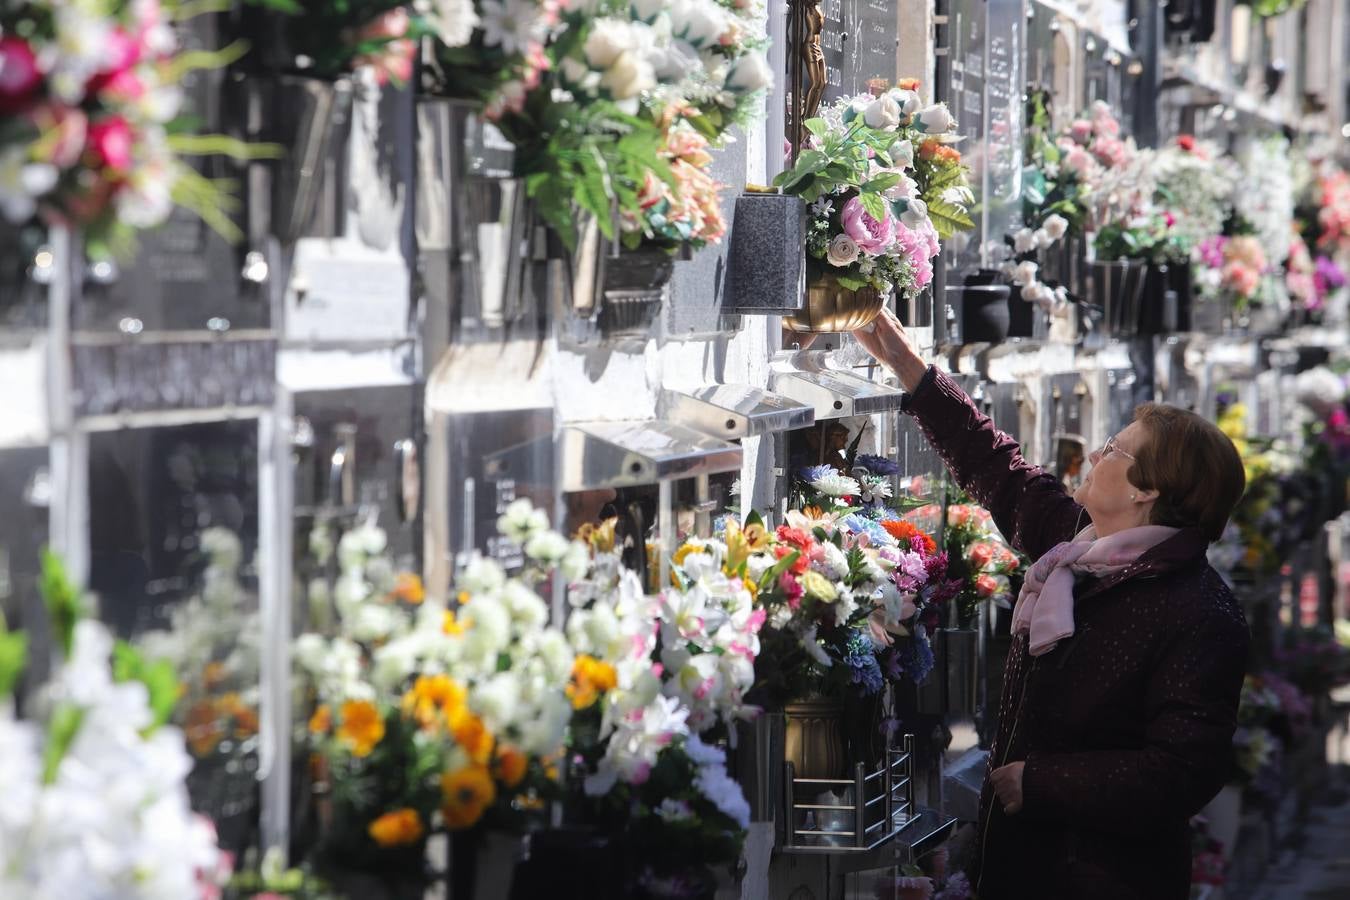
top-left (851, 308), bottom-right (928, 392)
top-left (990, 761), bottom-right (1026, 815)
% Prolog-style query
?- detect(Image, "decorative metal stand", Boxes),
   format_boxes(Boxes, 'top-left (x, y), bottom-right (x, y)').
top-left (780, 734), bottom-right (915, 854)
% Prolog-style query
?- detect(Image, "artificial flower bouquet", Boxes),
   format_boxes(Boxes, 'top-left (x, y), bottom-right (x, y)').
top-left (1294, 365), bottom-right (1350, 471)
top-left (0, 0), bottom-right (275, 256)
top-left (432, 0), bottom-right (771, 255)
top-left (0, 552), bottom-right (223, 898)
top-left (772, 81), bottom-right (973, 299)
top-left (1052, 101), bottom-right (1145, 238)
top-left (1194, 233), bottom-right (1272, 313)
top-left (1016, 91), bottom-right (1089, 249)
top-left (935, 500), bottom-right (1022, 629)
top-left (293, 512), bottom-right (583, 888)
top-left (563, 517), bottom-right (757, 896)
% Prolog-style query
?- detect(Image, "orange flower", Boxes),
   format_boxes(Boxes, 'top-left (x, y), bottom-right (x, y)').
top-left (185, 699), bottom-right (224, 757)
top-left (496, 744), bottom-right (528, 788)
top-left (337, 700), bottom-right (386, 757)
top-left (202, 661), bottom-right (228, 691)
top-left (576, 517), bottom-right (618, 553)
top-left (449, 707), bottom-right (494, 765)
top-left (897, 77), bottom-right (921, 91)
top-left (232, 704), bottom-right (260, 738)
top-left (402, 674), bottom-right (467, 729)
top-left (567, 655), bottom-right (618, 710)
top-left (309, 704), bottom-right (332, 735)
top-left (391, 573), bottom-right (425, 604)
top-left (880, 521), bottom-right (938, 555)
top-left (441, 765), bottom-right (497, 830)
top-left (368, 808), bottom-right (425, 847)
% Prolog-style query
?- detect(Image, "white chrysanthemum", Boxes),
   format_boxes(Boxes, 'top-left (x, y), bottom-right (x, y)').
top-left (809, 471), bottom-right (861, 498)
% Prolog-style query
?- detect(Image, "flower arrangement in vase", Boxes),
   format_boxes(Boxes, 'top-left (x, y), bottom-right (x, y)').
top-left (0, 552), bottom-right (223, 897)
top-left (293, 511), bottom-right (584, 891)
top-left (1195, 233), bottom-right (1271, 313)
top-left (0, 0), bottom-right (275, 256)
top-left (772, 82), bottom-right (973, 330)
top-left (920, 499), bottom-right (1024, 629)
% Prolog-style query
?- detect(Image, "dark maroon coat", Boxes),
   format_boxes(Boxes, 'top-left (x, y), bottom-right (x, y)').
top-left (904, 367), bottom-right (1249, 900)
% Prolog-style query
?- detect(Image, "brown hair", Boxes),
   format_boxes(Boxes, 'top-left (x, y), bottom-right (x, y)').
top-left (1129, 403), bottom-right (1246, 541)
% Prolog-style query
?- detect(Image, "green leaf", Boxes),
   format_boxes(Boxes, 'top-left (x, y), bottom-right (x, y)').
top-left (859, 191), bottom-right (888, 222)
top-left (42, 703), bottom-right (86, 784)
top-left (835, 273), bottom-right (868, 291)
top-left (744, 510), bottom-right (765, 529)
top-left (112, 641), bottom-right (180, 732)
top-left (862, 173), bottom-right (902, 193)
top-left (927, 199), bottom-right (975, 240)
top-left (804, 119), bottom-right (829, 139)
top-left (39, 550), bottom-right (84, 660)
top-left (758, 550), bottom-right (800, 594)
top-left (0, 625), bottom-right (26, 698)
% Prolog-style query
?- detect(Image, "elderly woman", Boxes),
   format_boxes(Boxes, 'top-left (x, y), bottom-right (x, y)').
top-left (853, 310), bottom-right (1250, 900)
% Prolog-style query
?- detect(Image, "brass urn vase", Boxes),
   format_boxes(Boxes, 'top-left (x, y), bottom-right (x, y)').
top-left (782, 274), bottom-right (886, 333)
top-left (783, 696), bottom-right (846, 779)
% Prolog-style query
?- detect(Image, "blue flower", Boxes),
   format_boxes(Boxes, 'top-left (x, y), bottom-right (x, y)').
top-left (908, 626), bottom-right (936, 685)
top-left (843, 514), bottom-right (896, 545)
top-left (844, 629), bottom-right (884, 695)
top-left (855, 454), bottom-right (900, 476)
top-left (800, 464), bottom-right (836, 484)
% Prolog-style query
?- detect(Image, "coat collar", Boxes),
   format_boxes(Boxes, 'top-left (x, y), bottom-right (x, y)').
top-left (1075, 526), bottom-right (1210, 600)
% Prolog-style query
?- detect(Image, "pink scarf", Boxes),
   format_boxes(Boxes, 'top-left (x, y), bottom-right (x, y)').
top-left (1012, 524), bottom-right (1180, 657)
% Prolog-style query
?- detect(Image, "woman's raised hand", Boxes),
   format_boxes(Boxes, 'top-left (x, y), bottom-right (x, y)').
top-left (851, 308), bottom-right (928, 392)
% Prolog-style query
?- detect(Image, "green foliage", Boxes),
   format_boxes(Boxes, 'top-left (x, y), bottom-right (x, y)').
top-left (0, 615), bottom-right (26, 699)
top-left (42, 703), bottom-right (86, 785)
top-left (39, 549), bottom-right (84, 660)
top-left (112, 641), bottom-right (181, 733)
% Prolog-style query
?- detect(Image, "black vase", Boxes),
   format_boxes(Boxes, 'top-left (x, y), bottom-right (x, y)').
top-left (1137, 264), bottom-right (1174, 335)
top-left (959, 270), bottom-right (1012, 344)
top-left (1006, 283), bottom-right (1044, 339)
top-left (1169, 263), bottom-right (1194, 332)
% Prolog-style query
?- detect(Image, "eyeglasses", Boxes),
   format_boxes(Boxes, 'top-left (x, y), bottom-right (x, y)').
top-left (1098, 434), bottom-right (1137, 462)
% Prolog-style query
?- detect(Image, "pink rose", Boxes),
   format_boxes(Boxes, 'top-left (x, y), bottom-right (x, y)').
top-left (968, 541), bottom-right (995, 570)
top-left (0, 37), bottom-right (42, 113)
top-left (1224, 263), bottom-right (1260, 298)
top-left (88, 116), bottom-right (135, 172)
top-left (1063, 145), bottom-right (1094, 177)
top-left (840, 195), bottom-right (895, 255)
top-left (1069, 119), bottom-right (1093, 144)
top-left (974, 573), bottom-right (999, 598)
top-left (357, 6), bottom-right (411, 40)
top-left (29, 104), bottom-right (88, 168)
top-left (99, 68), bottom-right (147, 102)
top-left (1091, 136), bottom-right (1127, 168)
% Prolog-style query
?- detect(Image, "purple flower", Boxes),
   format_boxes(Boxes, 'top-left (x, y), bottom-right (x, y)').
top-left (856, 454), bottom-right (901, 476)
top-left (1197, 236), bottom-right (1228, 269)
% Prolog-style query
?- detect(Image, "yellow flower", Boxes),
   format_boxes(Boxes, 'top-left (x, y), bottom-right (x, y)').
top-left (799, 570), bottom-right (838, 603)
top-left (441, 765), bottom-right (497, 830)
top-left (391, 573), bottom-right (425, 605)
top-left (402, 674), bottom-right (467, 729)
top-left (309, 704), bottom-right (332, 735)
top-left (443, 609), bottom-right (465, 636)
top-left (576, 517), bottom-right (618, 553)
top-left (742, 576), bottom-right (759, 599)
top-left (671, 541), bottom-right (701, 569)
top-left (202, 661), bottom-right (228, 690)
top-left (495, 744), bottom-right (528, 788)
top-left (368, 808), bottom-right (425, 847)
top-left (449, 706), bottom-right (494, 765)
top-left (184, 699), bottom-right (224, 757)
top-left (337, 700), bottom-right (386, 757)
top-left (567, 654), bottom-right (618, 710)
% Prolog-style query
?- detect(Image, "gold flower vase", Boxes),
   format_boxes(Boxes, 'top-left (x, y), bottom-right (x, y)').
top-left (783, 273), bottom-right (885, 333)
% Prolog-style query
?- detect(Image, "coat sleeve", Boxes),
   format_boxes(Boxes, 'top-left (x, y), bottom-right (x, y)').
top-left (903, 366), bottom-right (1086, 560)
top-left (1017, 600), bottom-right (1250, 835)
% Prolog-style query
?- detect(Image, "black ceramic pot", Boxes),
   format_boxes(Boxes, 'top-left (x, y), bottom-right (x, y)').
top-left (1137, 263), bottom-right (1173, 334)
top-left (959, 270), bottom-right (1012, 344)
top-left (1007, 283), bottom-right (1042, 338)
top-left (1169, 262), bottom-right (1194, 332)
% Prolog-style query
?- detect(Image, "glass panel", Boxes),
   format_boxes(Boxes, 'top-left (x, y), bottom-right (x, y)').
top-left (87, 422), bottom-right (262, 856)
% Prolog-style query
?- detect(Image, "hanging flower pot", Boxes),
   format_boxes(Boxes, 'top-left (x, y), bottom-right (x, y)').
top-left (416, 97), bottom-right (528, 332)
top-left (959, 270), bottom-right (1012, 343)
top-left (783, 696), bottom-right (847, 780)
top-left (1091, 259), bottom-right (1146, 337)
top-left (595, 245), bottom-right (679, 338)
top-left (261, 74), bottom-right (354, 244)
top-left (783, 273), bottom-right (885, 333)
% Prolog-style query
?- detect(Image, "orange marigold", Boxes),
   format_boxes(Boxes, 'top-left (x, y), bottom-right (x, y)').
top-left (309, 704), bottom-right (332, 734)
top-left (567, 655), bottom-right (618, 710)
top-left (337, 700), bottom-right (386, 757)
top-left (496, 744), bottom-right (529, 789)
top-left (441, 765), bottom-right (497, 830)
top-left (390, 572), bottom-right (425, 604)
top-left (368, 808), bottom-right (425, 847)
top-left (449, 707), bottom-right (494, 765)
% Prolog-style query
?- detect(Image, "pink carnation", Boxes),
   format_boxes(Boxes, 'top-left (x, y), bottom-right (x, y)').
top-left (894, 218), bottom-right (940, 289)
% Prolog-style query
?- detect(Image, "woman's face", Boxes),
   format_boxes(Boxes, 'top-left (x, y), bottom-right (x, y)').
top-left (1073, 421), bottom-right (1149, 528)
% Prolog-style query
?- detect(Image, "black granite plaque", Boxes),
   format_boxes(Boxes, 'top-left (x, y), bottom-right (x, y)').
top-left (819, 0), bottom-right (898, 104)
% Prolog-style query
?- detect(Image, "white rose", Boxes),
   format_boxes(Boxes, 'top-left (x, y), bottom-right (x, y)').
top-left (525, 529), bottom-right (570, 562)
top-left (1033, 228), bottom-right (1054, 249)
top-left (1011, 260), bottom-right (1039, 286)
top-left (888, 89), bottom-right (921, 117)
top-left (584, 19), bottom-right (632, 69)
top-left (726, 51), bottom-right (773, 92)
top-left (630, 0), bottom-right (665, 22)
top-left (900, 198), bottom-right (928, 228)
top-left (863, 95), bottom-right (901, 130)
top-left (826, 234), bottom-right (861, 266)
top-left (294, 634), bottom-right (329, 675)
top-left (916, 104), bottom-right (954, 134)
top-left (651, 40), bottom-right (700, 82)
top-left (601, 50), bottom-right (656, 100)
top-left (1043, 214), bottom-right (1069, 240)
top-left (1021, 281), bottom-right (1053, 305)
top-left (888, 139), bottom-right (914, 169)
top-left (884, 172), bottom-right (918, 201)
top-left (1012, 228), bottom-right (1036, 254)
top-left (673, 0), bottom-right (729, 46)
